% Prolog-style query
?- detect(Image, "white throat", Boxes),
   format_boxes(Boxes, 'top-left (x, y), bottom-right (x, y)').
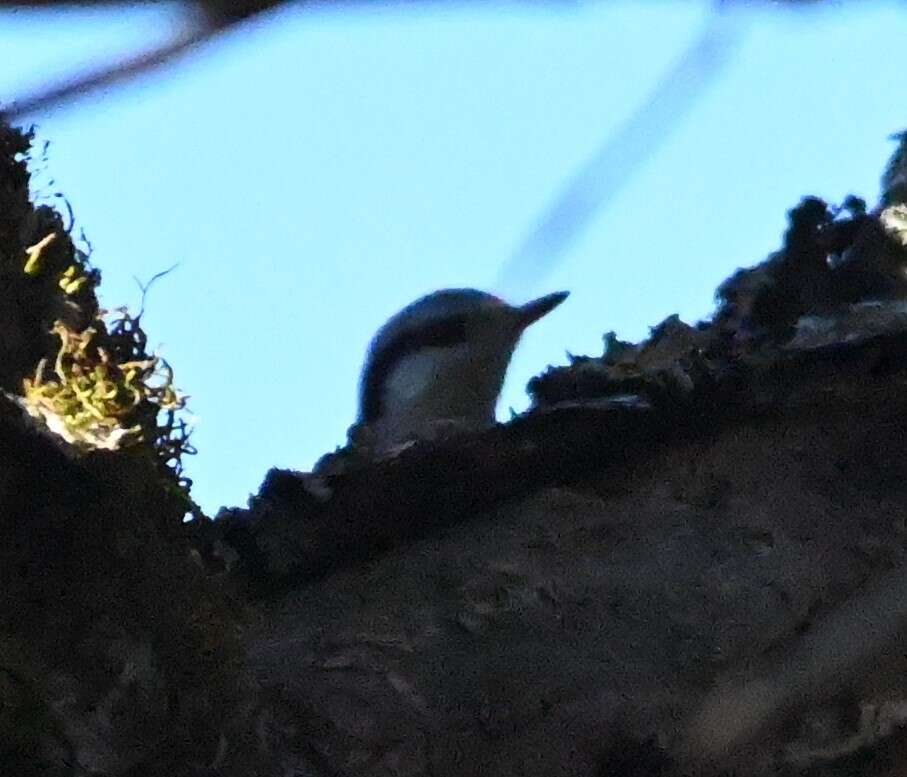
top-left (369, 341), bottom-right (513, 451)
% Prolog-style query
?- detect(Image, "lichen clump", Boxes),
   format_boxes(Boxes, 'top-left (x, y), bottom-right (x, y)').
top-left (15, 225), bottom-right (193, 490)
top-left (0, 123), bottom-right (195, 498)
top-left (22, 316), bottom-right (183, 452)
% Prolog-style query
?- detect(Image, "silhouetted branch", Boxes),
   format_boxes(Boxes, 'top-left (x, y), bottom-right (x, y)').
top-left (1, 23), bottom-right (213, 121)
top-left (0, 0), bottom-right (849, 122)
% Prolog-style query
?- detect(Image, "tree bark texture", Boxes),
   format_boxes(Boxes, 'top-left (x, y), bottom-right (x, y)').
top-left (3, 120), bottom-right (907, 776)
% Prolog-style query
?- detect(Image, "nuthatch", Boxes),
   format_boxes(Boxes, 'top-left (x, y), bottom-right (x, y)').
top-left (357, 288), bottom-right (569, 453)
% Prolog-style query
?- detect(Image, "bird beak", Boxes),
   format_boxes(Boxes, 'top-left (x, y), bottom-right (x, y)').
top-left (515, 291), bottom-right (569, 330)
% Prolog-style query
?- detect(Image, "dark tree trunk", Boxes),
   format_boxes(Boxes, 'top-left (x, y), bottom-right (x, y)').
top-left (3, 120), bottom-right (907, 777)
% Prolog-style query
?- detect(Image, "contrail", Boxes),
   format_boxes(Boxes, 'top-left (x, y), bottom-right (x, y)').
top-left (496, 0), bottom-right (747, 298)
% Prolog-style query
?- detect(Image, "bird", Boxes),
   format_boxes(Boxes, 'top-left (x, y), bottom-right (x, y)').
top-left (354, 288), bottom-right (569, 455)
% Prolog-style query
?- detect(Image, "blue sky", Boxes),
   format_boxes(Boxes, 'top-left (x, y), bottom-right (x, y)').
top-left (1, 0), bottom-right (905, 514)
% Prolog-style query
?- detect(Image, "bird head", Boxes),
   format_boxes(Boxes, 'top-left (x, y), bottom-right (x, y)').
top-left (357, 288), bottom-right (568, 450)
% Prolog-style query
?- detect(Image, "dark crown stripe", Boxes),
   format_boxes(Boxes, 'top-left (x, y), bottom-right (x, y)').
top-left (360, 315), bottom-right (468, 423)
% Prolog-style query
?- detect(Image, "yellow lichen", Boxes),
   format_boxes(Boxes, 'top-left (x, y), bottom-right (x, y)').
top-left (23, 232), bottom-right (57, 275)
top-left (59, 264), bottom-right (90, 295)
top-left (21, 318), bottom-right (185, 452)
top-left (880, 204), bottom-right (907, 247)
top-left (17, 221), bottom-right (193, 491)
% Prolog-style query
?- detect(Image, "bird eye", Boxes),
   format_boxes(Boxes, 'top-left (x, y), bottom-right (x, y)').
top-left (419, 315), bottom-right (468, 348)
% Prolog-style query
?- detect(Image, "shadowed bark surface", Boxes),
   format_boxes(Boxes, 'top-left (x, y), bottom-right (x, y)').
top-left (233, 355), bottom-right (907, 777)
top-left (3, 119), bottom-right (907, 775)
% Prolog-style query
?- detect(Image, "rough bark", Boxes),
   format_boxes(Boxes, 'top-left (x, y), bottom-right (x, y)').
top-left (3, 121), bottom-right (907, 776)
